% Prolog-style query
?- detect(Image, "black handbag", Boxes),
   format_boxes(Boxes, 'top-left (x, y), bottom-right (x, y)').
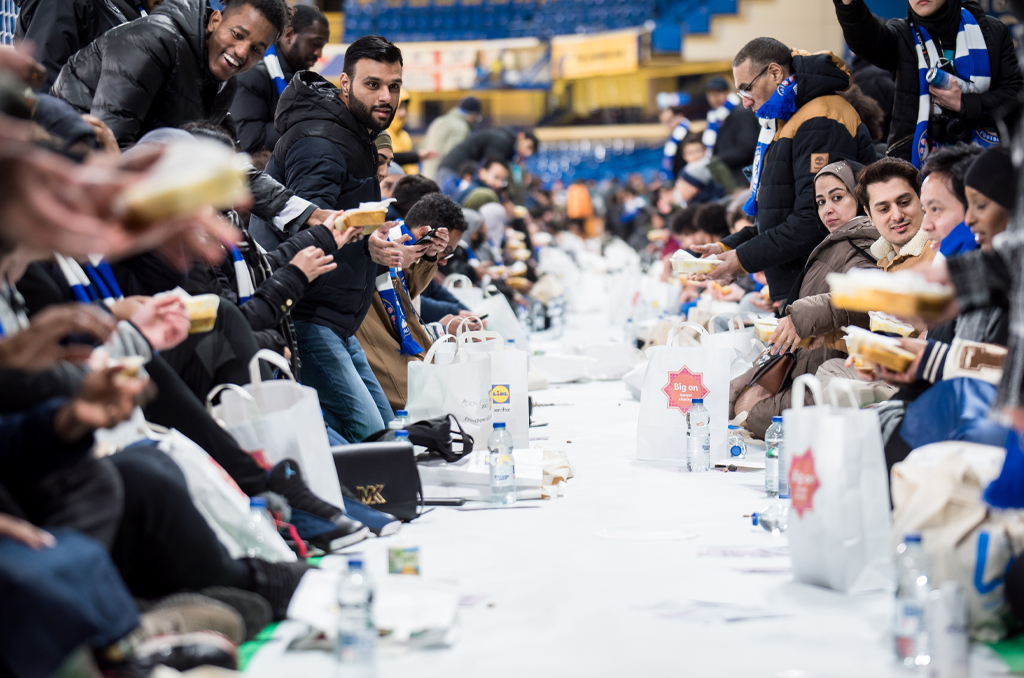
top-left (332, 442), bottom-right (423, 522)
top-left (364, 414), bottom-right (475, 463)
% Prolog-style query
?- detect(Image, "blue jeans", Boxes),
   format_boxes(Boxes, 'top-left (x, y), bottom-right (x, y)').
top-left (294, 321), bottom-right (393, 443)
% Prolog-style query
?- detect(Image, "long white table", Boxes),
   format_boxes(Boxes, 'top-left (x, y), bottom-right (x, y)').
top-left (248, 305), bottom-right (1009, 677)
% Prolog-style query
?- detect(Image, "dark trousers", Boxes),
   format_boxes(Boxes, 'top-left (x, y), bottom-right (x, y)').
top-left (143, 354), bottom-right (268, 496)
top-left (109, 444), bottom-right (251, 600)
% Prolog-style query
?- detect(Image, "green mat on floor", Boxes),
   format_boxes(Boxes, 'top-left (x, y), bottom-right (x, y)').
top-left (238, 622), bottom-right (281, 671)
top-left (990, 635), bottom-right (1024, 673)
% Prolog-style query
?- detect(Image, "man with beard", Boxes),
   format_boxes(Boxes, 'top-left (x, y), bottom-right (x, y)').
top-left (252, 35), bottom-right (425, 443)
top-left (231, 4), bottom-right (330, 160)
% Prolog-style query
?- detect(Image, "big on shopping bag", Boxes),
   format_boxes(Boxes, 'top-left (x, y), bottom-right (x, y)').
top-left (891, 440), bottom-right (1024, 640)
top-left (784, 376), bottom-right (892, 594)
top-left (148, 429), bottom-right (296, 562)
top-left (406, 336), bottom-right (493, 450)
top-left (207, 349), bottom-right (344, 509)
top-left (473, 286), bottom-right (530, 350)
top-left (457, 330), bottom-right (530, 449)
top-left (636, 321), bottom-right (730, 463)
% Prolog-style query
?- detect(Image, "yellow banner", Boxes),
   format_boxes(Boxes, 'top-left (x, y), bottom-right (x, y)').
top-left (551, 30), bottom-right (639, 80)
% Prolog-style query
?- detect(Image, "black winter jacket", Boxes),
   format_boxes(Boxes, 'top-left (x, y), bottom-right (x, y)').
top-left (252, 71), bottom-right (382, 339)
top-left (711, 105), bottom-right (760, 187)
top-left (230, 54), bottom-right (295, 155)
top-left (834, 0), bottom-right (1022, 161)
top-left (851, 56), bottom-right (896, 141)
top-left (14, 0), bottom-right (141, 90)
top-left (720, 53), bottom-right (877, 302)
top-left (51, 0), bottom-right (236, 147)
top-left (439, 126), bottom-right (518, 172)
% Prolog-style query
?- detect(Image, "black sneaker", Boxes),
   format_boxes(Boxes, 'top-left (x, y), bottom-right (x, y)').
top-left (267, 459), bottom-right (370, 552)
top-left (244, 559), bottom-right (316, 620)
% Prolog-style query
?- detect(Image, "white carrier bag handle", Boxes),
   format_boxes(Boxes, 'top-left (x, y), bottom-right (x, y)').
top-left (457, 330), bottom-right (505, 349)
top-left (246, 349), bottom-right (297, 408)
top-left (423, 334), bottom-right (462, 364)
top-left (708, 312), bottom-right (756, 333)
top-left (791, 373), bottom-right (826, 409)
top-left (827, 379), bottom-right (861, 409)
top-left (666, 321), bottom-right (709, 347)
top-left (444, 274), bottom-right (474, 290)
top-left (455, 316), bottom-right (485, 336)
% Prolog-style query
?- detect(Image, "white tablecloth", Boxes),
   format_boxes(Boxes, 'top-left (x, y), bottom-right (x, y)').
top-left (247, 307), bottom-right (1009, 677)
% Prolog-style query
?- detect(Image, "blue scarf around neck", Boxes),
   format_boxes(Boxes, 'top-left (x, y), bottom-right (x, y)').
top-left (743, 75), bottom-right (798, 217)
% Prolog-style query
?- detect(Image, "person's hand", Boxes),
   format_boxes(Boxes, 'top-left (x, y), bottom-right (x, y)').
top-left (53, 366), bottom-right (150, 442)
top-left (129, 295), bottom-right (189, 351)
top-left (330, 224), bottom-right (361, 249)
top-left (0, 513), bottom-right (55, 550)
top-left (400, 240), bottom-right (429, 267)
top-left (691, 243), bottom-right (724, 258)
top-left (307, 208), bottom-right (343, 228)
top-left (368, 223), bottom-right (404, 268)
top-left (424, 228), bottom-right (449, 258)
top-left (873, 337), bottom-right (928, 385)
top-left (0, 304), bottom-right (115, 371)
top-left (418, 149), bottom-right (440, 161)
top-left (749, 292), bottom-right (772, 312)
top-left (0, 43), bottom-right (46, 88)
top-left (703, 249), bottom-right (743, 285)
top-left (767, 316), bottom-right (802, 355)
top-left (441, 313), bottom-right (481, 334)
top-left (930, 78), bottom-right (962, 113)
top-left (290, 246), bottom-right (336, 282)
top-left (109, 295), bottom-right (149, 321)
top-left (82, 115), bottom-right (120, 155)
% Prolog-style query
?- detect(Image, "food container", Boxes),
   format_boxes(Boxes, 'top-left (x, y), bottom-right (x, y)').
top-left (111, 355), bottom-right (146, 377)
top-left (669, 251), bottom-right (723, 276)
top-left (827, 269), bottom-right (952, 318)
top-left (843, 326), bottom-right (917, 372)
top-left (332, 199), bottom-right (396, 234)
top-left (869, 311), bottom-right (915, 337)
top-left (753, 318), bottom-right (778, 342)
top-left (184, 294), bottom-right (220, 334)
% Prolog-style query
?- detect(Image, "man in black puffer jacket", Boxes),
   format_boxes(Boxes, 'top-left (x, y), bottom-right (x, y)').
top-left (51, 0), bottom-right (287, 147)
top-left (834, 0), bottom-right (1022, 165)
top-left (696, 38), bottom-right (877, 306)
top-left (250, 35), bottom-right (413, 444)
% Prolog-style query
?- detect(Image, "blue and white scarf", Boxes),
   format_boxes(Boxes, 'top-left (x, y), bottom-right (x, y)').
top-left (55, 254), bottom-right (123, 306)
top-left (661, 117), bottom-right (691, 180)
top-left (744, 75), bottom-right (798, 217)
top-left (263, 44), bottom-right (288, 97)
top-left (226, 242), bottom-right (256, 304)
top-left (702, 93), bottom-right (741, 150)
top-left (378, 221), bottom-right (424, 356)
top-left (911, 8), bottom-right (997, 168)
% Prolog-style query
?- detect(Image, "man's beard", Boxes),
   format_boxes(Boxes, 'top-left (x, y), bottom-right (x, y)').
top-left (348, 94), bottom-right (395, 134)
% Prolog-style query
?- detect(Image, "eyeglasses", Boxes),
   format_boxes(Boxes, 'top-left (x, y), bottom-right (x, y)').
top-left (736, 65), bottom-right (770, 100)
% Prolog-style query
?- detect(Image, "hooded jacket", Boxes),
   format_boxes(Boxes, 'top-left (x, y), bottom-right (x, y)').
top-left (254, 70), bottom-right (382, 339)
top-left (784, 215), bottom-right (880, 347)
top-left (720, 52), bottom-right (877, 302)
top-left (439, 126), bottom-right (518, 172)
top-left (834, 0), bottom-right (1022, 161)
top-left (230, 51), bottom-right (296, 155)
top-left (51, 0), bottom-right (236, 147)
top-left (15, 0), bottom-right (142, 90)
top-left (421, 107), bottom-right (473, 179)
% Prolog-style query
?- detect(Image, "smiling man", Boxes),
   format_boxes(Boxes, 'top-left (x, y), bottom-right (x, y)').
top-left (52, 0), bottom-right (287, 147)
top-left (854, 157), bottom-right (935, 271)
top-left (231, 5), bottom-right (330, 157)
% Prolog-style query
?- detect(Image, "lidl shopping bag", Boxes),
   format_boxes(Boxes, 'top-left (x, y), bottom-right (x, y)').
top-left (458, 331), bottom-right (530, 449)
top-left (891, 440), bottom-right (1024, 640)
top-left (406, 336), bottom-right (493, 450)
top-left (784, 376), bottom-right (892, 593)
top-left (636, 322), bottom-right (730, 463)
top-left (207, 350), bottom-right (343, 509)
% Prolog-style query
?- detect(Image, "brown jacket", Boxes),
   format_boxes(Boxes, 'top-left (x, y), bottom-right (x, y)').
top-left (870, 225), bottom-right (935, 272)
top-left (785, 215), bottom-right (880, 349)
top-left (356, 258), bottom-right (438, 411)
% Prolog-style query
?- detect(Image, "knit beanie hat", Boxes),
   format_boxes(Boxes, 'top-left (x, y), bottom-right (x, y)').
top-left (814, 159), bottom-right (864, 197)
top-left (374, 131), bottom-right (393, 152)
top-left (679, 158), bottom-right (713, 190)
top-left (460, 96), bottom-right (482, 114)
top-left (462, 187), bottom-right (500, 210)
top-left (965, 146), bottom-right (1015, 210)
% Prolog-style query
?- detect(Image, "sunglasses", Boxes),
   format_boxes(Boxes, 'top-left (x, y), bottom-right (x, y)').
top-left (737, 65), bottom-right (771, 100)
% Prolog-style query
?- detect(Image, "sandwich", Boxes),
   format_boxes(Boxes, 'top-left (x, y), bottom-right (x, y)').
top-left (843, 326), bottom-right (917, 373)
top-left (827, 269), bottom-right (952, 318)
top-left (669, 250), bottom-right (723, 276)
top-left (333, 199), bottom-right (396, 234)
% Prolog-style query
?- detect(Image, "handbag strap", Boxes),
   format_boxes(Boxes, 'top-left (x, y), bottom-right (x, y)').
top-left (666, 321), bottom-right (709, 346)
top-left (791, 374), bottom-right (825, 409)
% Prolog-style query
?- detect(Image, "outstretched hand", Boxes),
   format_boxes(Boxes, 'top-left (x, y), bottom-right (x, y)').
top-left (130, 295), bottom-right (190, 351)
top-left (0, 305), bottom-right (115, 371)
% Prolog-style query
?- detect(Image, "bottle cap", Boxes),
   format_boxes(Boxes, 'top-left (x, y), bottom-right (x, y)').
top-left (395, 430), bottom-right (409, 438)
top-left (249, 497), bottom-right (268, 509)
top-left (728, 425), bottom-right (739, 430)
top-left (396, 410), bottom-right (408, 417)
top-left (348, 558), bottom-right (363, 569)
top-left (691, 398), bottom-right (703, 404)
top-left (772, 416), bottom-right (783, 422)
top-left (904, 534), bottom-right (922, 543)
top-left (751, 513), bottom-right (759, 526)
top-left (493, 422), bottom-right (506, 429)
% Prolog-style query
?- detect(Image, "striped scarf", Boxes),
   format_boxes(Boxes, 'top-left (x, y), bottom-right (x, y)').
top-left (911, 8), bottom-right (998, 168)
top-left (702, 93), bottom-right (740, 150)
top-left (379, 221), bottom-right (424, 356)
top-left (263, 44), bottom-right (288, 97)
top-left (661, 117), bottom-right (691, 180)
top-left (226, 242), bottom-right (256, 304)
top-left (55, 254), bottom-right (123, 305)
top-left (744, 75), bottom-right (798, 217)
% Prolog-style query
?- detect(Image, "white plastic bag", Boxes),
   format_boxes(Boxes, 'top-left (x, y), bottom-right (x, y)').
top-left (636, 321), bottom-right (730, 463)
top-left (207, 349), bottom-right (344, 509)
top-left (153, 428), bottom-right (296, 562)
top-left (457, 330), bottom-right (530, 449)
top-left (406, 336), bottom-right (493, 450)
top-left (784, 376), bottom-right (892, 594)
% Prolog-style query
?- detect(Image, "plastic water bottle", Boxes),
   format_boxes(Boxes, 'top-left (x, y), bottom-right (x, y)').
top-left (394, 430), bottom-right (410, 443)
top-left (728, 425), bottom-right (746, 459)
top-left (686, 399), bottom-right (711, 472)
top-left (336, 558), bottom-right (376, 677)
top-left (242, 497), bottom-right (271, 559)
top-left (751, 502), bottom-right (789, 535)
top-left (894, 534), bottom-right (931, 668)
top-left (388, 410), bottom-right (410, 431)
top-left (765, 416), bottom-right (784, 498)
top-left (488, 423), bottom-right (516, 504)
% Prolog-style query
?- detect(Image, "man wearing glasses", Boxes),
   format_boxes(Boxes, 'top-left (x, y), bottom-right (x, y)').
top-left (693, 37), bottom-right (877, 310)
